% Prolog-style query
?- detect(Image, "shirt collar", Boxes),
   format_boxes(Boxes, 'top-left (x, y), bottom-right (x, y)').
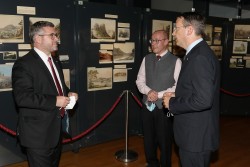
top-left (186, 38), bottom-right (203, 55)
top-left (157, 49), bottom-right (168, 57)
top-left (34, 47), bottom-right (52, 62)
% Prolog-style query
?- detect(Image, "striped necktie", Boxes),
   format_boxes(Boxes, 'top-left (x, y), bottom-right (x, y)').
top-left (48, 57), bottom-right (65, 117)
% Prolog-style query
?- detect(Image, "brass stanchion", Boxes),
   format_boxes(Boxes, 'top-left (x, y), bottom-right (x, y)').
top-left (115, 90), bottom-right (138, 162)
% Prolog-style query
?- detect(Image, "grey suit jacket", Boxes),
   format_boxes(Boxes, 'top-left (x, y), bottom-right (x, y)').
top-left (169, 40), bottom-right (220, 152)
top-left (12, 49), bottom-right (69, 148)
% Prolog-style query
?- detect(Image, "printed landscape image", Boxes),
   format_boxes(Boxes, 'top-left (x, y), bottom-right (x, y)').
top-left (0, 15), bottom-right (24, 43)
top-left (87, 67), bottom-right (112, 91)
top-left (113, 43), bottom-right (135, 63)
top-left (91, 18), bottom-right (116, 42)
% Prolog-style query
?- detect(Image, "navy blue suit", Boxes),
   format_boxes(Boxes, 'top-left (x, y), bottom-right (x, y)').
top-left (169, 40), bottom-right (220, 166)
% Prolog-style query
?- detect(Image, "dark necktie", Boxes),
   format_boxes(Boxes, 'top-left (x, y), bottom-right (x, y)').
top-left (48, 57), bottom-right (65, 117)
top-left (156, 55), bottom-right (161, 60)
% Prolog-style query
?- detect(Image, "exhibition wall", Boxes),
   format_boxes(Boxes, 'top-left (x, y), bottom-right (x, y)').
top-left (0, 0), bottom-right (249, 166)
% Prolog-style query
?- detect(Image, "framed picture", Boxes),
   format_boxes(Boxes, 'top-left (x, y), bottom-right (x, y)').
top-left (232, 41), bottom-right (247, 54)
top-left (0, 14), bottom-right (24, 43)
top-left (234, 24), bottom-right (250, 40)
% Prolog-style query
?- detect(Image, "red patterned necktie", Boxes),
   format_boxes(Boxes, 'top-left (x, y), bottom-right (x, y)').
top-left (48, 57), bottom-right (65, 117)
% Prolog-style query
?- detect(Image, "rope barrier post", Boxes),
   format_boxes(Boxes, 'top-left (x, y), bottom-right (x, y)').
top-left (115, 90), bottom-right (138, 163)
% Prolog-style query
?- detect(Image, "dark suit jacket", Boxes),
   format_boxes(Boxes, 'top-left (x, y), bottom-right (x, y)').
top-left (169, 40), bottom-right (220, 152)
top-left (12, 49), bottom-right (69, 148)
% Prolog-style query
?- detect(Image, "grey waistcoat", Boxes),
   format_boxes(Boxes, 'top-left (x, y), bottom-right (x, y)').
top-left (143, 52), bottom-right (177, 109)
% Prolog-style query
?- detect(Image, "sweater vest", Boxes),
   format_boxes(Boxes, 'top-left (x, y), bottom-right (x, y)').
top-left (143, 52), bottom-right (177, 109)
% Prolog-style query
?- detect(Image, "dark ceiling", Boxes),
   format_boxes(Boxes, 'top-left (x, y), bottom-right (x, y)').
top-left (209, 0), bottom-right (250, 10)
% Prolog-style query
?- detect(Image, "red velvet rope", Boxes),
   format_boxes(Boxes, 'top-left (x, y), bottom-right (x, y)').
top-left (63, 94), bottom-right (123, 144)
top-left (0, 92), bottom-right (126, 144)
top-left (220, 88), bottom-right (250, 97)
top-left (1, 89), bottom-right (250, 144)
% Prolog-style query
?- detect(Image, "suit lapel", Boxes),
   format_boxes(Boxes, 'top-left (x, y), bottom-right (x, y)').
top-left (32, 50), bottom-right (59, 94)
top-left (52, 57), bottom-right (66, 94)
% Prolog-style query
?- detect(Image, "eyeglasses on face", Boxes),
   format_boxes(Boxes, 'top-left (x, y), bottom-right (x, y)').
top-left (173, 25), bottom-right (190, 31)
top-left (38, 33), bottom-right (59, 39)
top-left (149, 39), bottom-right (166, 44)
top-left (173, 26), bottom-right (186, 31)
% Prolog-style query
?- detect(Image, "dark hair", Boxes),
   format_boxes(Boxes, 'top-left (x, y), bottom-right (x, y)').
top-left (178, 12), bottom-right (205, 36)
top-left (29, 21), bottom-right (55, 43)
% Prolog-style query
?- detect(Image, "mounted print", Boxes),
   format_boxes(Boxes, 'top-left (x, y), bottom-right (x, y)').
top-left (204, 24), bottom-right (213, 45)
top-left (91, 18), bottom-right (116, 43)
top-left (213, 27), bottom-right (222, 45)
top-left (232, 41), bottom-right (247, 54)
top-left (113, 42), bottom-right (135, 63)
top-left (210, 46), bottom-right (222, 60)
top-left (0, 64), bottom-right (13, 92)
top-left (87, 67), bottom-right (112, 91)
top-left (113, 68), bottom-right (127, 82)
top-left (1, 51), bottom-right (17, 60)
top-left (117, 28), bottom-right (130, 41)
top-left (99, 50), bottom-right (112, 64)
top-left (0, 14), bottom-right (24, 43)
top-left (234, 24), bottom-right (250, 40)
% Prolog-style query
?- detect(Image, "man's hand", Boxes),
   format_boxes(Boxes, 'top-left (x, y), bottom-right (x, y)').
top-left (163, 92), bottom-right (175, 108)
top-left (68, 92), bottom-right (78, 101)
top-left (147, 90), bottom-right (158, 102)
top-left (56, 96), bottom-right (70, 108)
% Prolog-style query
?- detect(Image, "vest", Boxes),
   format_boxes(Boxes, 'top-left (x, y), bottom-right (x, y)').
top-left (143, 52), bottom-right (177, 109)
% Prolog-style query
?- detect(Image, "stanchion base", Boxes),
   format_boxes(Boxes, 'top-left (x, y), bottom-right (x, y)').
top-left (115, 150), bottom-right (138, 163)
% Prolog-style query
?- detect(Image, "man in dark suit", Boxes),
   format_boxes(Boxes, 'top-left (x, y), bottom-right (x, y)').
top-left (12, 21), bottom-right (78, 167)
top-left (163, 12), bottom-right (220, 167)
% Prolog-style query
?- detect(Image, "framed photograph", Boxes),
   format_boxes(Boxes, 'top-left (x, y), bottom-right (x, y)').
top-left (91, 18), bottom-right (116, 43)
top-left (113, 68), bottom-right (127, 82)
top-left (117, 28), bottom-right (130, 41)
top-left (210, 46), bottom-right (223, 60)
top-left (113, 42), bottom-right (135, 63)
top-left (213, 27), bottom-right (222, 45)
top-left (87, 67), bottom-right (112, 91)
top-left (204, 24), bottom-right (213, 45)
top-left (63, 69), bottom-right (70, 88)
top-left (0, 64), bottom-right (13, 92)
top-left (234, 24), bottom-right (250, 40)
top-left (229, 58), bottom-right (237, 68)
top-left (232, 41), bottom-right (247, 54)
top-left (99, 50), bottom-right (112, 64)
top-left (2, 51), bottom-right (17, 60)
top-left (0, 14), bottom-right (24, 43)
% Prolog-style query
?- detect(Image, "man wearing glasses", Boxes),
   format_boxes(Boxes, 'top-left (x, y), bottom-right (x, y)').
top-left (136, 30), bottom-right (182, 167)
top-left (163, 12), bottom-right (220, 167)
top-left (12, 21), bottom-right (78, 167)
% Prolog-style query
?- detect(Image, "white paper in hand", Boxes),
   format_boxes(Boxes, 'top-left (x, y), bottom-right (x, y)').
top-left (65, 96), bottom-right (76, 109)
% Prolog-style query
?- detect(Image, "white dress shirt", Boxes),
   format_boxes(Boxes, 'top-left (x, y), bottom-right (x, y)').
top-left (136, 50), bottom-right (182, 99)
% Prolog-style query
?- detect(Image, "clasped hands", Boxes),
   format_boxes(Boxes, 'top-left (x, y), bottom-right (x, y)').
top-left (163, 92), bottom-right (175, 109)
top-left (147, 90), bottom-right (175, 109)
top-left (147, 90), bottom-right (158, 102)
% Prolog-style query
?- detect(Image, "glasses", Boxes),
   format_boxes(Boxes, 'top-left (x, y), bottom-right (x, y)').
top-left (38, 33), bottom-right (59, 40)
top-left (149, 39), bottom-right (166, 44)
top-left (173, 26), bottom-right (186, 31)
